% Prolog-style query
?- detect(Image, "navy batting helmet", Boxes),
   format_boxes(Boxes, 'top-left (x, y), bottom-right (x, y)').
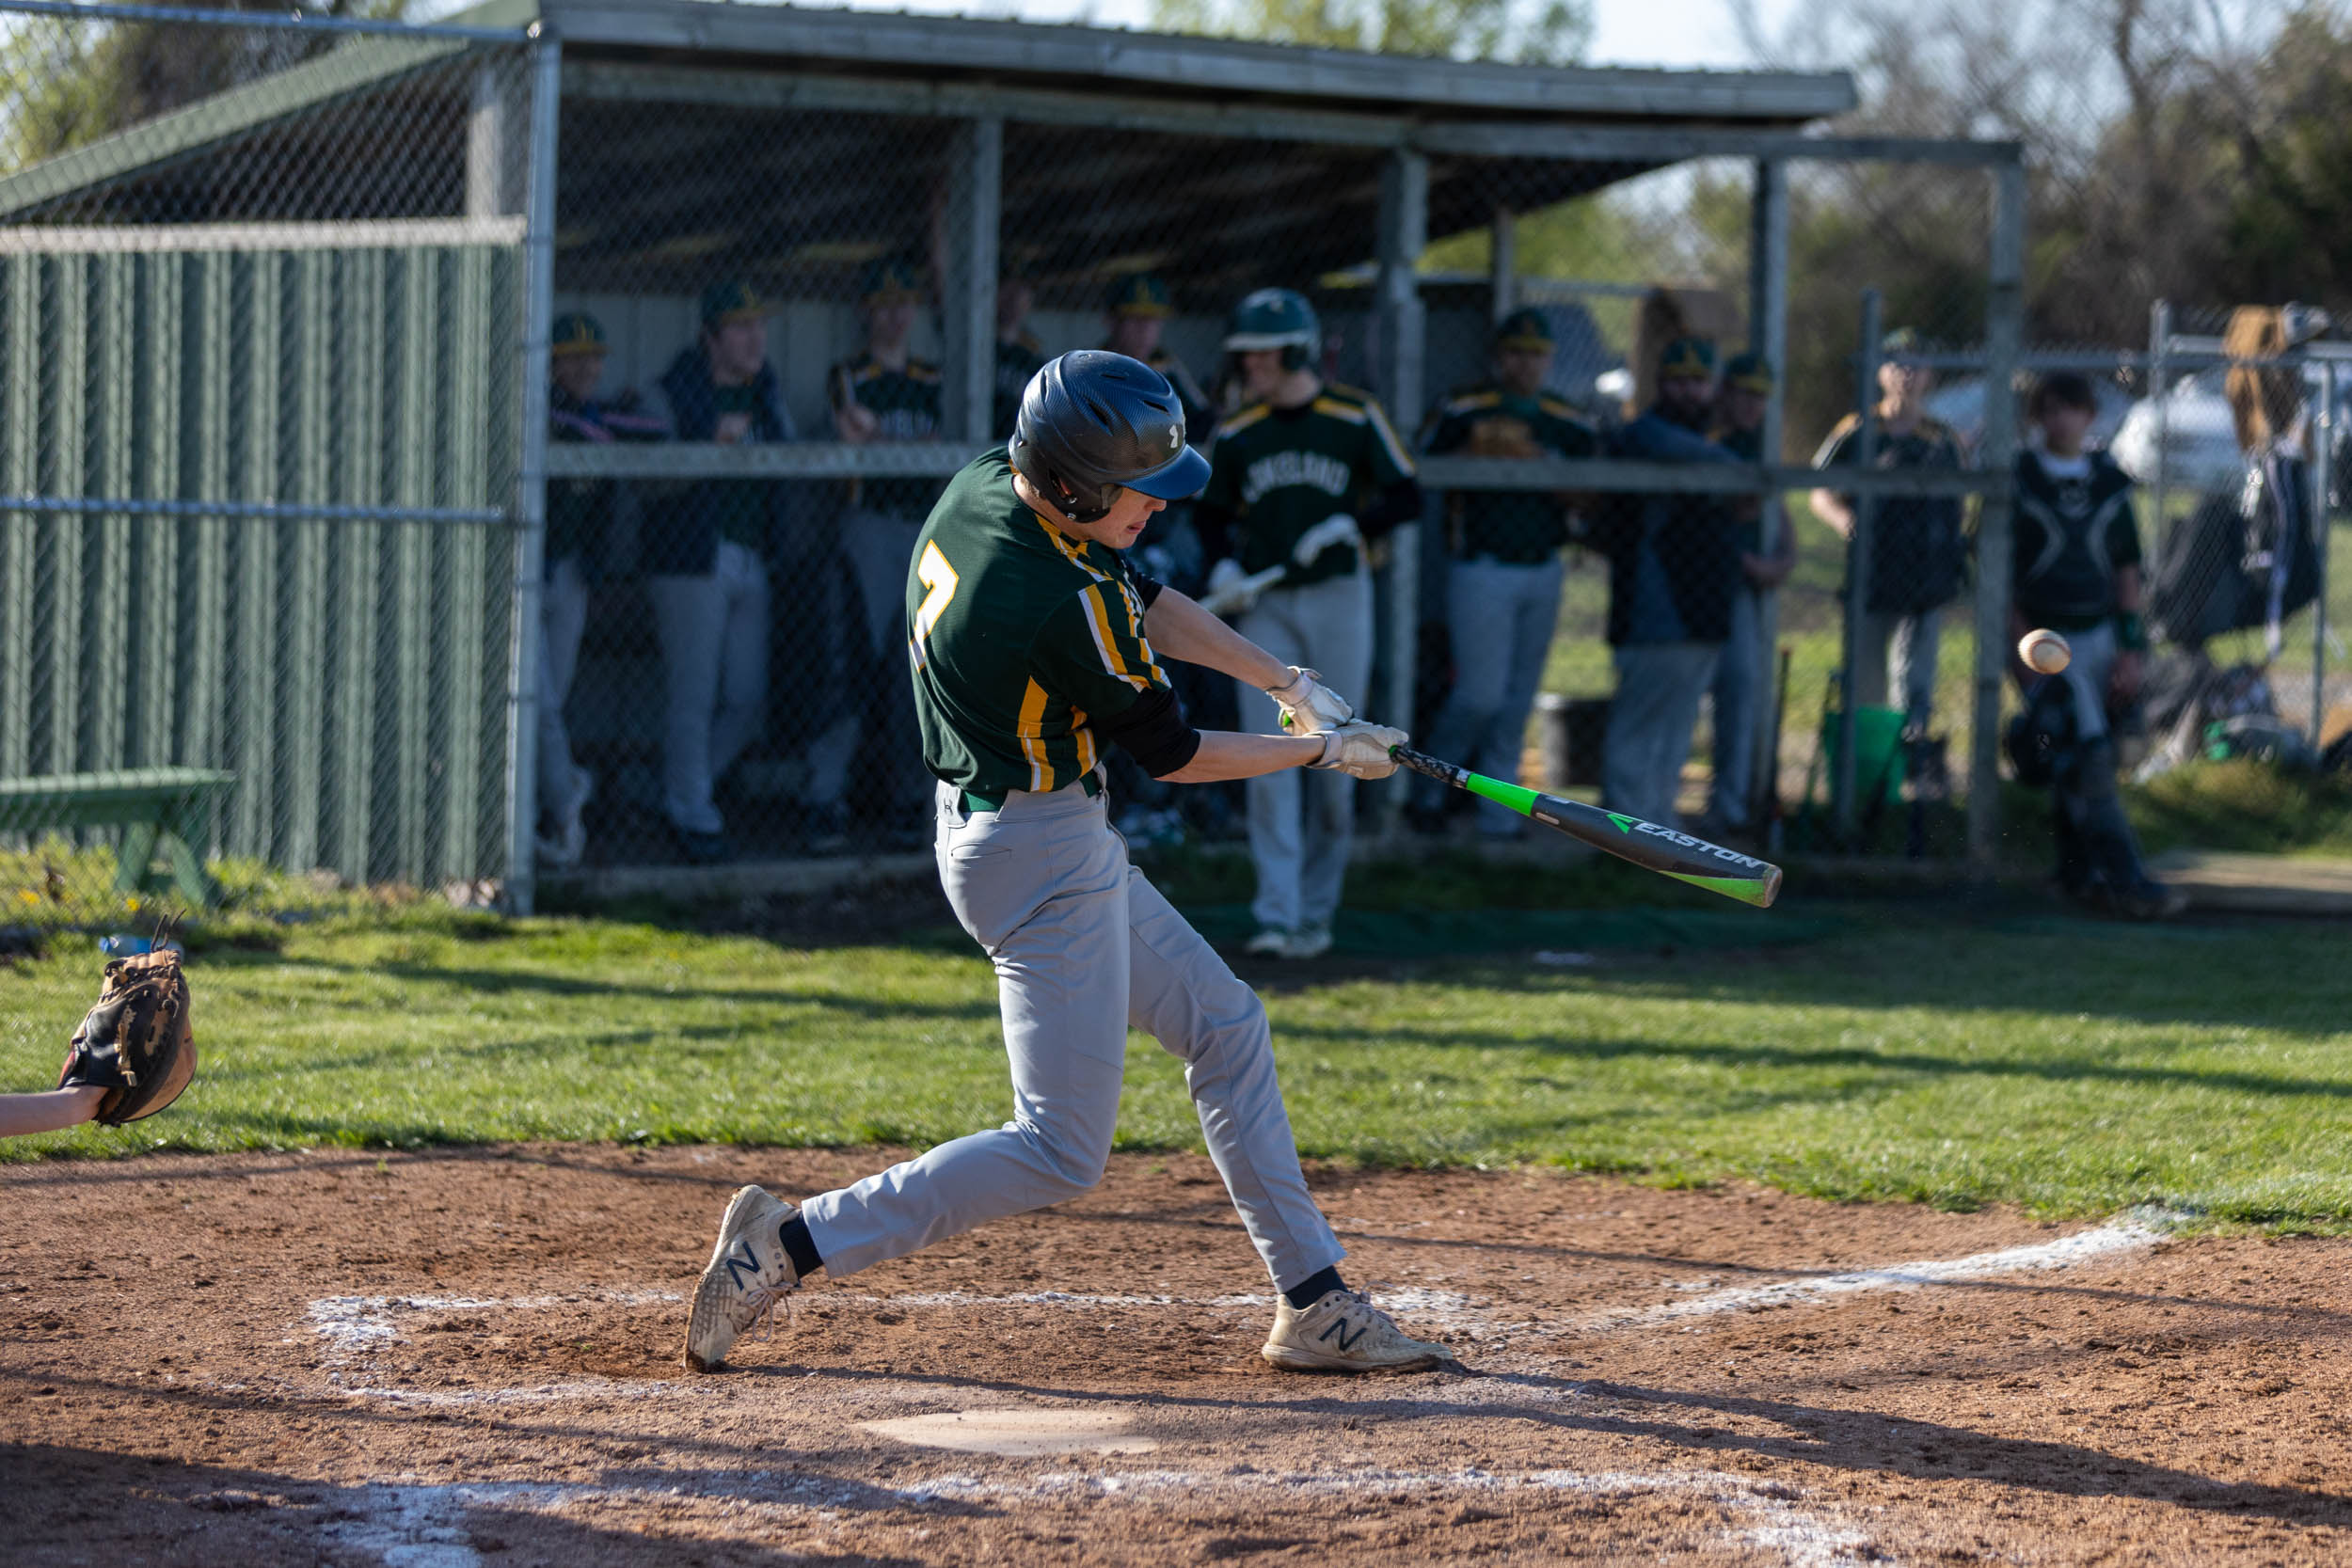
top-left (1009, 350), bottom-right (1209, 522)
top-left (1224, 287), bottom-right (1320, 372)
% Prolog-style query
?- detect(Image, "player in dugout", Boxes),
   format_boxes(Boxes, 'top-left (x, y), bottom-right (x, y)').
top-left (1407, 307), bottom-right (1599, 841)
top-left (683, 350), bottom-right (1457, 1377)
top-left (1194, 288), bottom-right (1422, 960)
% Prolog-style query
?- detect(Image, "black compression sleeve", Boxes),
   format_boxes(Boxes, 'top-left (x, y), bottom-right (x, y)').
top-left (1358, 477), bottom-right (1423, 538)
top-left (1094, 686), bottom-right (1202, 779)
top-left (1126, 565), bottom-right (1165, 610)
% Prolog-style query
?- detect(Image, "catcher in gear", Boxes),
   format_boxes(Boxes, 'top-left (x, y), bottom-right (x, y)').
top-left (0, 948), bottom-right (196, 1137)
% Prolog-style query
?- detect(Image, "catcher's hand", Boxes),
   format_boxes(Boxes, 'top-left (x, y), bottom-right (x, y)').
top-left (57, 949), bottom-right (196, 1126)
top-left (1267, 666), bottom-right (1355, 735)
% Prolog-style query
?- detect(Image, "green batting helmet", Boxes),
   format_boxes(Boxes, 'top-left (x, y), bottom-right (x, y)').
top-left (1224, 287), bottom-right (1320, 372)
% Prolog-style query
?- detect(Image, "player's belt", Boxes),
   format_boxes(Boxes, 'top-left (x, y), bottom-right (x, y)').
top-left (963, 771), bottom-right (1101, 816)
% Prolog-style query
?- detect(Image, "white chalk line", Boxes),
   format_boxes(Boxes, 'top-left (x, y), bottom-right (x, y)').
top-left (315, 1467), bottom-right (1879, 1568)
top-left (307, 1288), bottom-right (683, 1354)
top-left (1588, 1212), bottom-right (2174, 1330)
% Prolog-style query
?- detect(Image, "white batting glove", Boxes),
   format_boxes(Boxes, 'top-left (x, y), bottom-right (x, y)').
top-left (1202, 558), bottom-right (1259, 616)
top-left (1310, 721), bottom-right (1407, 779)
top-left (1292, 513), bottom-right (1362, 568)
top-left (1266, 665), bottom-right (1355, 735)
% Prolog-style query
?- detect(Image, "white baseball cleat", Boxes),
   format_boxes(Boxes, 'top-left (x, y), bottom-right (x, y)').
top-left (1283, 922), bottom-right (1333, 960)
top-left (1262, 1289), bottom-right (1459, 1373)
top-left (684, 1184), bottom-right (805, 1372)
top-left (1245, 927), bottom-right (1294, 958)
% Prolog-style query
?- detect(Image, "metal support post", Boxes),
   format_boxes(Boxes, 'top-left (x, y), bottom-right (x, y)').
top-left (1835, 289), bottom-right (1882, 841)
top-left (942, 117), bottom-right (1004, 444)
top-left (501, 30), bottom-right (562, 915)
top-left (1376, 150), bottom-right (1428, 807)
top-left (2314, 362), bottom-right (2335, 748)
top-left (1489, 207), bottom-right (1515, 325)
top-left (1966, 160), bottom-right (2027, 873)
top-left (2148, 300), bottom-right (2172, 550)
top-left (1746, 156), bottom-right (1788, 830)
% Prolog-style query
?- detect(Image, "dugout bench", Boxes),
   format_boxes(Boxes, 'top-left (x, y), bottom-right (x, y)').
top-left (0, 768), bottom-right (237, 909)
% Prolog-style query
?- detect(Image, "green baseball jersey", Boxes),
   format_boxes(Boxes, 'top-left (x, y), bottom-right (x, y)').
top-left (1713, 421), bottom-right (1770, 555)
top-left (908, 451), bottom-right (1172, 797)
top-left (833, 353), bottom-right (945, 522)
top-left (709, 385), bottom-right (771, 548)
top-left (1200, 384), bottom-right (1414, 586)
top-left (1422, 384), bottom-right (1597, 563)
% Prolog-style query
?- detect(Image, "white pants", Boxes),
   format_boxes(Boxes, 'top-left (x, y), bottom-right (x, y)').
top-left (647, 540), bottom-right (770, 835)
top-left (801, 781), bottom-right (1344, 1292)
top-left (1235, 570), bottom-right (1375, 932)
top-left (1603, 641), bottom-right (1721, 829)
top-left (536, 554), bottom-right (592, 825)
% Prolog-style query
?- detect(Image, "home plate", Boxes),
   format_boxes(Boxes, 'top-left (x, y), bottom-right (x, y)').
top-left (864, 1408), bottom-right (1161, 1456)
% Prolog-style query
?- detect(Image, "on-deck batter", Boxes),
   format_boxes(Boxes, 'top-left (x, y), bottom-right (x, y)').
top-left (684, 350), bottom-right (1457, 1376)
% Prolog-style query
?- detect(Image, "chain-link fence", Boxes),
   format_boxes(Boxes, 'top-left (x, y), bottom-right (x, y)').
top-left (0, 3), bottom-right (540, 930)
top-left (0, 5), bottom-right (2031, 919)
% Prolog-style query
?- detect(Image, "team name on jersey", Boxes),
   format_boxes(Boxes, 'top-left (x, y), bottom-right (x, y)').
top-left (1240, 450), bottom-right (1353, 506)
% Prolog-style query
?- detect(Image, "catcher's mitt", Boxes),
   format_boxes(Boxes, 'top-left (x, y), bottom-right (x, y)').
top-left (57, 949), bottom-right (196, 1125)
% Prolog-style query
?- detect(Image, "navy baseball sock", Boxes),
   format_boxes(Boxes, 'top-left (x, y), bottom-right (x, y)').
top-left (779, 1213), bottom-right (823, 1279)
top-left (1282, 1266), bottom-right (1347, 1309)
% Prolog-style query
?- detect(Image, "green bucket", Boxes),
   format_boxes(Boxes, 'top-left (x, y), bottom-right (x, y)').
top-left (1820, 705), bottom-right (1906, 808)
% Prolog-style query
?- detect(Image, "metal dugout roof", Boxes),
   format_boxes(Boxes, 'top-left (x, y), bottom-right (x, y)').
top-left (0, 2), bottom-right (1854, 304)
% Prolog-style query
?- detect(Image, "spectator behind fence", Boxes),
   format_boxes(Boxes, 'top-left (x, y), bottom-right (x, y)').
top-left (648, 281), bottom-right (797, 864)
top-left (992, 271), bottom-right (1047, 442)
top-left (1592, 336), bottom-right (1741, 831)
top-left (2010, 372), bottom-right (2185, 920)
top-left (830, 256), bottom-right (946, 847)
top-left (1197, 287), bottom-right (1422, 961)
top-left (1104, 273), bottom-right (1216, 446)
top-left (542, 311), bottom-right (668, 868)
top-left (1808, 326), bottom-right (1969, 736)
top-left (1407, 308), bottom-right (1598, 840)
top-left (1704, 352), bottom-right (1797, 836)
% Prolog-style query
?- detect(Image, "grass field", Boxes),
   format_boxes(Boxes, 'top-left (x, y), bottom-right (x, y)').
top-left (6, 868), bottom-right (2349, 1231)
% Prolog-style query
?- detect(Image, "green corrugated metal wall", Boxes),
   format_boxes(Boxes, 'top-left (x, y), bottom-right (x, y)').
top-left (0, 242), bottom-right (521, 888)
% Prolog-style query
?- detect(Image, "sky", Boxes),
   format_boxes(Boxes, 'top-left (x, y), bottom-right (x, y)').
top-left (808, 0), bottom-right (1804, 71)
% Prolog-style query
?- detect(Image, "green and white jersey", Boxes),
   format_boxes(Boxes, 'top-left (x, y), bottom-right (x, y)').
top-left (1422, 384), bottom-right (1597, 563)
top-left (833, 352), bottom-right (946, 522)
top-left (908, 451), bottom-right (1172, 797)
top-left (1201, 384), bottom-right (1414, 586)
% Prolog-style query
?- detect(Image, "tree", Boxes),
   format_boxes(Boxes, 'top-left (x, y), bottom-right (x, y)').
top-left (1, 0), bottom-right (405, 174)
top-left (1150, 0), bottom-right (1592, 68)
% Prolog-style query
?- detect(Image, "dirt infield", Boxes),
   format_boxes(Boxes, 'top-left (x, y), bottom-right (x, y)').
top-left (4, 1148), bottom-right (2349, 1565)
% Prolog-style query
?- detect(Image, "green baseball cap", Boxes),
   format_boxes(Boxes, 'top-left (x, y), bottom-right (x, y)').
top-left (1105, 273), bottom-right (1172, 319)
top-left (549, 311), bottom-right (608, 359)
top-left (1494, 308), bottom-right (1554, 351)
top-left (1657, 335), bottom-right (1717, 380)
top-left (699, 280), bottom-right (771, 329)
top-left (1724, 351), bottom-right (1774, 393)
top-left (861, 256), bottom-right (926, 307)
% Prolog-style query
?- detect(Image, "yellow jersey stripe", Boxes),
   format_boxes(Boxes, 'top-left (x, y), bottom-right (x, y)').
top-left (1366, 398), bottom-right (1417, 476)
top-left (1036, 515), bottom-right (1111, 581)
top-left (1310, 395), bottom-right (1369, 424)
top-left (1017, 678), bottom-right (1055, 793)
top-left (1073, 713), bottom-right (1098, 777)
top-left (1082, 584), bottom-right (1149, 689)
top-left (1116, 581), bottom-right (1168, 686)
top-left (1217, 404), bottom-right (1271, 439)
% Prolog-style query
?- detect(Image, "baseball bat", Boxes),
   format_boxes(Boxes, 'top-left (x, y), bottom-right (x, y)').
top-left (1389, 746), bottom-right (1783, 910)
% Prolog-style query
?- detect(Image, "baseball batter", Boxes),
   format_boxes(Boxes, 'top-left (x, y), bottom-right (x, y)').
top-left (685, 351), bottom-right (1456, 1376)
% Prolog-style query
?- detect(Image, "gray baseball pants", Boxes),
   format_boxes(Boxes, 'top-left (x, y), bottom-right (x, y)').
top-left (800, 779), bottom-right (1346, 1293)
top-left (647, 540), bottom-right (770, 836)
top-left (1851, 607), bottom-right (1943, 731)
top-left (1415, 555), bottom-right (1565, 835)
top-left (1603, 641), bottom-right (1721, 829)
top-left (1235, 569), bottom-right (1374, 932)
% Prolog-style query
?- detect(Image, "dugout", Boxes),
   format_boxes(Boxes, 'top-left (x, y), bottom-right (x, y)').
top-left (0, 0), bottom-right (2020, 911)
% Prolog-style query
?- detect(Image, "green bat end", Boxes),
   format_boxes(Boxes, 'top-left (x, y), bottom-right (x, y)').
top-left (1669, 869), bottom-right (1783, 910)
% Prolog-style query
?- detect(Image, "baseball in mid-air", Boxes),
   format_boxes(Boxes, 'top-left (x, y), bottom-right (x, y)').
top-left (2018, 627), bottom-right (2073, 674)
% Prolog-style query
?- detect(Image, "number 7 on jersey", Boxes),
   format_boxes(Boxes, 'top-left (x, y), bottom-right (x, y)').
top-left (910, 540), bottom-right (959, 670)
